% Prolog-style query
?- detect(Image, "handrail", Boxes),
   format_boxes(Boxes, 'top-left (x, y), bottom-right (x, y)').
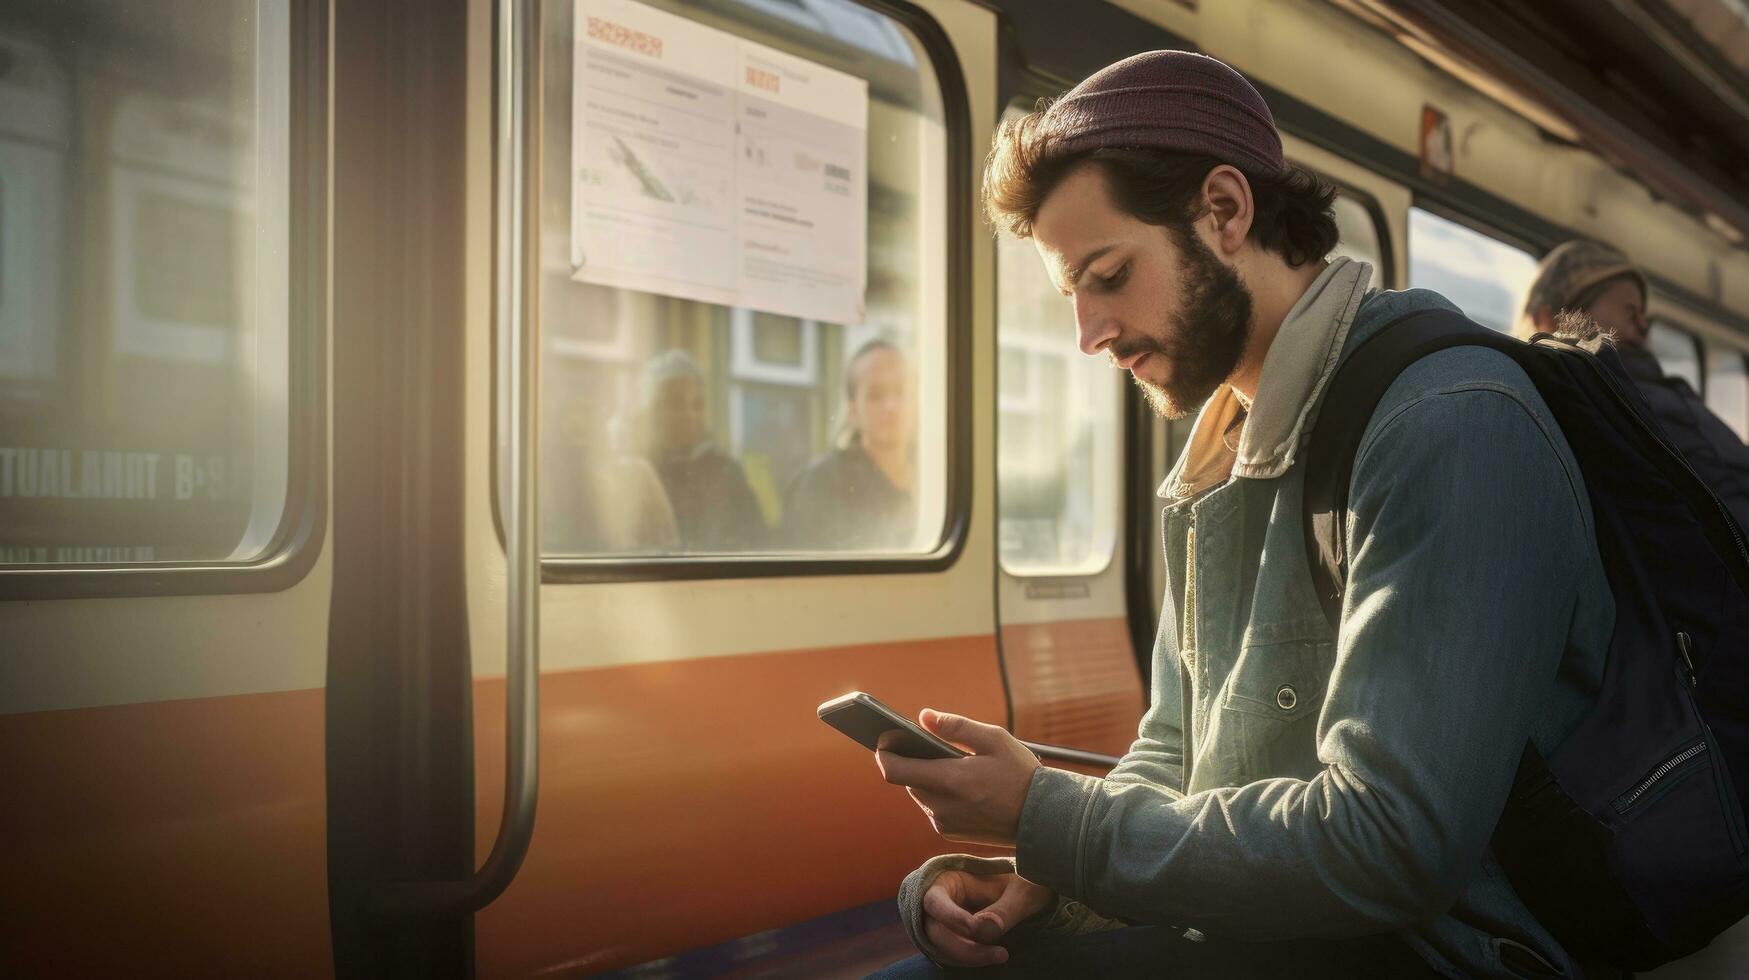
top-left (1021, 740), bottom-right (1122, 770)
top-left (374, 0), bottom-right (541, 920)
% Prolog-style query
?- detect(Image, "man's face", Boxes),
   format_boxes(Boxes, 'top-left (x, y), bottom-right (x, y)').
top-left (1031, 163), bottom-right (1253, 419)
top-left (849, 348), bottom-right (913, 452)
top-left (651, 374), bottom-right (708, 452)
top-left (1583, 277), bottom-right (1649, 348)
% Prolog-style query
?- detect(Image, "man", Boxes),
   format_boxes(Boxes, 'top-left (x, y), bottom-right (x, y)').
top-left (633, 349), bottom-right (767, 551)
top-left (1519, 239), bottom-right (1749, 529)
top-left (871, 51), bottom-right (1613, 978)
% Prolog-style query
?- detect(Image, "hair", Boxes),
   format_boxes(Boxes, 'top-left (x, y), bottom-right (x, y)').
top-left (639, 348), bottom-right (704, 409)
top-left (1550, 309), bottom-right (1612, 346)
top-left (982, 106), bottom-right (1339, 267)
top-left (1569, 272), bottom-right (1646, 315)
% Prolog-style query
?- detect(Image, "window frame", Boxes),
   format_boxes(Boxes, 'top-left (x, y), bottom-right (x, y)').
top-left (0, 0), bottom-right (329, 600)
top-left (512, 0), bottom-right (974, 584)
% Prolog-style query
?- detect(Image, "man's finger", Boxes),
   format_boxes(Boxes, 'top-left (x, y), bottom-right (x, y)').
top-left (905, 787), bottom-right (944, 829)
top-left (924, 917), bottom-right (1011, 968)
top-left (921, 882), bottom-right (979, 937)
top-left (875, 749), bottom-right (951, 791)
top-left (905, 786), bottom-right (937, 813)
top-left (920, 709), bottom-right (1009, 754)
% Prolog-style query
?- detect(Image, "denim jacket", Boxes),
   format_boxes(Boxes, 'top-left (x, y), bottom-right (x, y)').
top-left (1012, 259), bottom-right (1616, 978)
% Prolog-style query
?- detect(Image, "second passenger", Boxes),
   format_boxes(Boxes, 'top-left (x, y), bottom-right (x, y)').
top-left (784, 339), bottom-right (918, 551)
top-left (1518, 239), bottom-right (1749, 529)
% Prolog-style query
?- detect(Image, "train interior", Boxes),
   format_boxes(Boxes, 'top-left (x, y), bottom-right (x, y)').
top-left (3, 0), bottom-right (1749, 975)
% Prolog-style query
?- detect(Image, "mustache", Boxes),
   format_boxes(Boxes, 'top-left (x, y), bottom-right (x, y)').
top-left (1107, 272), bottom-right (1253, 368)
top-left (1107, 336), bottom-right (1168, 364)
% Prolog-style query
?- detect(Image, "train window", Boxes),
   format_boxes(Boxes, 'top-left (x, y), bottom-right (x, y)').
top-left (0, 3), bottom-right (295, 566)
top-left (1704, 343), bottom-right (1749, 443)
top-left (996, 111), bottom-right (1119, 577)
top-left (1328, 193), bottom-right (1385, 289)
top-left (1646, 321), bottom-right (1703, 391)
top-left (1407, 207), bottom-right (1538, 333)
top-left (536, 0), bottom-right (952, 561)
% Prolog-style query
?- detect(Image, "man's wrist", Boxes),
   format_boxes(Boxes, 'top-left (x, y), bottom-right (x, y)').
top-left (1013, 765), bottom-right (1102, 897)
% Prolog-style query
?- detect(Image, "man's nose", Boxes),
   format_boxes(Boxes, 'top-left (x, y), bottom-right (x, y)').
top-left (1074, 295), bottom-right (1119, 356)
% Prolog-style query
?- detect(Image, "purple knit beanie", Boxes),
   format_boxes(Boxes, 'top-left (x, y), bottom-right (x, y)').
top-left (1044, 50), bottom-right (1284, 176)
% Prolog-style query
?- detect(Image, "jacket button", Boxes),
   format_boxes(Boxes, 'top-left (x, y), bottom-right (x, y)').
top-left (1276, 686), bottom-right (1298, 711)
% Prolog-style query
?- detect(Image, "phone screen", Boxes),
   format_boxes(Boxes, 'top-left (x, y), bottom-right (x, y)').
top-left (817, 692), bottom-right (966, 760)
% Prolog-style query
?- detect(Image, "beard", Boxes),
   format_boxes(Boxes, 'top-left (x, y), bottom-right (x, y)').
top-left (1115, 228), bottom-right (1253, 419)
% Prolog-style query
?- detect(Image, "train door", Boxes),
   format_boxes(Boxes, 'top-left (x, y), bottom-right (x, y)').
top-left (0, 1), bottom-right (334, 974)
top-left (445, 0), bottom-right (1007, 974)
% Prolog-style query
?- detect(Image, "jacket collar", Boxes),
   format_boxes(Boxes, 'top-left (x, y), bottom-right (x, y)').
top-left (1161, 257), bottom-right (1374, 499)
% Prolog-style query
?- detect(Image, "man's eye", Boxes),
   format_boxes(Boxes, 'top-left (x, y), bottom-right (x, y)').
top-left (1098, 266), bottom-right (1127, 289)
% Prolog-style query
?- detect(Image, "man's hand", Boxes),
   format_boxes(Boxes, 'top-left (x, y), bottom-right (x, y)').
top-left (875, 709), bottom-right (1041, 846)
top-left (920, 869), bottom-right (1054, 967)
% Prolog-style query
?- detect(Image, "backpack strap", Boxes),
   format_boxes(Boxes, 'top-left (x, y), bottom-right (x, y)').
top-left (1302, 308), bottom-right (1515, 631)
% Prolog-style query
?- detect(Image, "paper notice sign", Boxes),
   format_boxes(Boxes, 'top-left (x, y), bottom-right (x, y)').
top-left (571, 0), bottom-right (869, 325)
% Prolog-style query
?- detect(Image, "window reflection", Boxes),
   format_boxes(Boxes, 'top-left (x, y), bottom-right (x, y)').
top-left (0, 2), bottom-right (289, 565)
top-left (536, 0), bottom-right (948, 559)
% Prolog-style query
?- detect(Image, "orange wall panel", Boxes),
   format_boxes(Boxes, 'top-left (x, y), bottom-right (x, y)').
top-left (0, 689), bottom-right (331, 977)
top-left (473, 633), bottom-right (1009, 977)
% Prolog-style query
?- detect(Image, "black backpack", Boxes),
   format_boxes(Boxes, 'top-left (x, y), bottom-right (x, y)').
top-left (1302, 307), bottom-right (1749, 969)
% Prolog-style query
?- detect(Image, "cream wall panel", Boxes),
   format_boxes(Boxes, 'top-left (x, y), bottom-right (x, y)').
top-left (0, 543), bottom-right (332, 714)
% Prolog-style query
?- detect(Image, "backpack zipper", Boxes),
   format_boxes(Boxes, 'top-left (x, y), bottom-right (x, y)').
top-left (1677, 631), bottom-right (1699, 687)
top-left (1613, 739), bottom-right (1709, 814)
top-left (1573, 344), bottom-right (1749, 571)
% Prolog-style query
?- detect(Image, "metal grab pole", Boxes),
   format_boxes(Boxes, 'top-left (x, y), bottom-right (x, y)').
top-left (374, 0), bottom-right (540, 920)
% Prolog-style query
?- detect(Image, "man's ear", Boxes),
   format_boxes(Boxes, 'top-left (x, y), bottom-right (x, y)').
top-left (1532, 304), bottom-right (1556, 331)
top-left (1201, 165), bottom-right (1254, 257)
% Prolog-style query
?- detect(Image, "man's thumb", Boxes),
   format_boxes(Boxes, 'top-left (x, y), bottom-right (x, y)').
top-left (972, 879), bottom-right (1047, 943)
top-left (970, 909), bottom-right (1007, 944)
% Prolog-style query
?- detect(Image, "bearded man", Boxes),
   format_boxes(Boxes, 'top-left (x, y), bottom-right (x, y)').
top-left (870, 51), bottom-right (1613, 979)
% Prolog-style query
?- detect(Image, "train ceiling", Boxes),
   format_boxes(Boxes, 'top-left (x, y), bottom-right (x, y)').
top-left (1343, 0), bottom-right (1749, 246)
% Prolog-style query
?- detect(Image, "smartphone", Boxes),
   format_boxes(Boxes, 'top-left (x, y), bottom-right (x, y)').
top-left (817, 692), bottom-right (967, 760)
